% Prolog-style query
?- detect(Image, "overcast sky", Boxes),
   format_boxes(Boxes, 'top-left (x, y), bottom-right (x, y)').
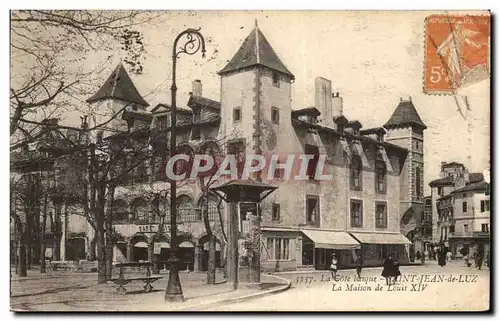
top-left (70, 10), bottom-right (491, 194)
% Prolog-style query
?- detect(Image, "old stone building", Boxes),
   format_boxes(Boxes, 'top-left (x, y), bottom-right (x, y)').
top-left (11, 23), bottom-right (428, 271)
top-left (428, 161), bottom-right (489, 258)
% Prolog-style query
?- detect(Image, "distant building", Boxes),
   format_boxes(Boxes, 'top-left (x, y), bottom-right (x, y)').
top-left (428, 161), bottom-right (489, 257)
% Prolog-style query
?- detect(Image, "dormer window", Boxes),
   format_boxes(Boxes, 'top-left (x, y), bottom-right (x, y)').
top-left (308, 116), bottom-right (317, 125)
top-left (131, 104), bottom-right (138, 111)
top-left (157, 117), bottom-right (168, 131)
top-left (193, 108), bottom-right (201, 123)
top-left (272, 72), bottom-right (280, 88)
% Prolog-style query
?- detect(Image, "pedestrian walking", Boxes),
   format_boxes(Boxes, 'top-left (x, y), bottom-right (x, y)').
top-left (438, 248), bottom-right (447, 267)
top-left (446, 251), bottom-right (452, 262)
top-left (381, 255), bottom-right (396, 285)
top-left (476, 247), bottom-right (484, 270)
top-left (464, 253), bottom-right (471, 267)
top-left (416, 251), bottom-right (421, 260)
top-left (393, 258), bottom-right (401, 282)
top-left (330, 253), bottom-right (338, 281)
top-left (355, 255), bottom-right (363, 279)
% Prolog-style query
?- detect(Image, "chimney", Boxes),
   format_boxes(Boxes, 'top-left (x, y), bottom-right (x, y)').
top-left (332, 91), bottom-right (343, 118)
top-left (439, 161), bottom-right (447, 178)
top-left (314, 77), bottom-right (333, 128)
top-left (192, 79), bottom-right (202, 97)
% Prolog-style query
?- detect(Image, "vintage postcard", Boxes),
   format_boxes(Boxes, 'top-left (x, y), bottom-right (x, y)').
top-left (10, 10), bottom-right (491, 312)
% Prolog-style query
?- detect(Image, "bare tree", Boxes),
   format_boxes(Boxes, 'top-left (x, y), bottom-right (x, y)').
top-left (193, 136), bottom-right (246, 284)
top-left (10, 10), bottom-right (159, 151)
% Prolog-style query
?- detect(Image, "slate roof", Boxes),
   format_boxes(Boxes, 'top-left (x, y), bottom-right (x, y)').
top-left (86, 64), bottom-right (149, 107)
top-left (333, 115), bottom-right (349, 125)
top-left (290, 118), bottom-right (407, 153)
top-left (291, 107), bottom-right (321, 117)
top-left (218, 24), bottom-right (294, 79)
top-left (188, 95), bottom-right (221, 110)
top-left (346, 120), bottom-right (362, 129)
top-left (429, 176), bottom-right (454, 187)
top-left (469, 172), bottom-right (484, 183)
top-left (384, 100), bottom-right (426, 129)
top-left (151, 104), bottom-right (192, 115)
top-left (360, 127), bottom-right (386, 135)
top-left (442, 161), bottom-right (465, 168)
top-left (451, 181), bottom-right (489, 194)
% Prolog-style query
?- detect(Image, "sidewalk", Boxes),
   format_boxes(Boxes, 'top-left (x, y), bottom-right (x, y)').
top-left (11, 270), bottom-right (290, 312)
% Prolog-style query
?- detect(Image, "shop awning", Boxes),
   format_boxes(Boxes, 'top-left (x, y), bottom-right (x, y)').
top-left (179, 241), bottom-right (194, 248)
top-left (301, 229), bottom-right (360, 250)
top-left (134, 241), bottom-right (149, 248)
top-left (155, 242), bottom-right (170, 249)
top-left (351, 233), bottom-right (412, 245)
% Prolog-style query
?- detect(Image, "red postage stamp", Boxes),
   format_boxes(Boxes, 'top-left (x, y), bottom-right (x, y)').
top-left (424, 14), bottom-right (490, 94)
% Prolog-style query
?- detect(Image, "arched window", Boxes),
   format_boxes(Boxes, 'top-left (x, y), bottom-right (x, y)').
top-left (112, 199), bottom-right (129, 224)
top-left (375, 157), bottom-right (387, 194)
top-left (131, 198), bottom-right (149, 223)
top-left (177, 195), bottom-right (195, 222)
top-left (198, 193), bottom-right (224, 222)
top-left (151, 196), bottom-right (170, 224)
top-left (416, 166), bottom-right (422, 197)
top-left (350, 155), bottom-right (362, 190)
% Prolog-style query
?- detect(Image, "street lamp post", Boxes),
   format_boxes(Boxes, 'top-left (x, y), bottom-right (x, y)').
top-left (165, 28), bottom-right (206, 303)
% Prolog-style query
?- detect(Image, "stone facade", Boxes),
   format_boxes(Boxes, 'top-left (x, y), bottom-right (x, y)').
top-left (12, 23), bottom-right (429, 272)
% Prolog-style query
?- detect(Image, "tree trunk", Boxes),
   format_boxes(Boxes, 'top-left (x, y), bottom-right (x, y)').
top-left (96, 226), bottom-right (106, 284)
top-left (105, 220), bottom-right (113, 280)
top-left (207, 236), bottom-right (216, 284)
top-left (18, 231), bottom-right (27, 277)
top-left (105, 186), bottom-right (115, 280)
top-left (89, 237), bottom-right (97, 261)
top-left (26, 243), bottom-right (32, 270)
top-left (40, 243), bottom-right (46, 273)
top-left (53, 233), bottom-right (61, 261)
top-left (14, 240), bottom-right (19, 275)
top-left (40, 201), bottom-right (47, 273)
top-left (202, 192), bottom-right (216, 285)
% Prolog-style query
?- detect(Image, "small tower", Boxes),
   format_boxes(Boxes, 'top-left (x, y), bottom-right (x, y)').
top-left (218, 21), bottom-right (295, 157)
top-left (86, 64), bottom-right (149, 134)
top-left (384, 97), bottom-right (427, 240)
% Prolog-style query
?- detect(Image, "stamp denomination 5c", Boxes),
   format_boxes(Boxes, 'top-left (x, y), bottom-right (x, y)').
top-left (424, 14), bottom-right (490, 94)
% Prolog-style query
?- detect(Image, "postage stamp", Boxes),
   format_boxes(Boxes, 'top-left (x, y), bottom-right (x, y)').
top-left (424, 14), bottom-right (490, 94)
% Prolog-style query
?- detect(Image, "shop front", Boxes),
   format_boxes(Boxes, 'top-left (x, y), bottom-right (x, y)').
top-left (300, 229), bottom-right (361, 270)
top-left (350, 232), bottom-right (412, 266)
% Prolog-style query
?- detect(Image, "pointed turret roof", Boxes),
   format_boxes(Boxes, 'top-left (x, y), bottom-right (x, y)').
top-left (384, 99), bottom-right (426, 129)
top-left (86, 64), bottom-right (149, 107)
top-left (218, 22), bottom-right (294, 79)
